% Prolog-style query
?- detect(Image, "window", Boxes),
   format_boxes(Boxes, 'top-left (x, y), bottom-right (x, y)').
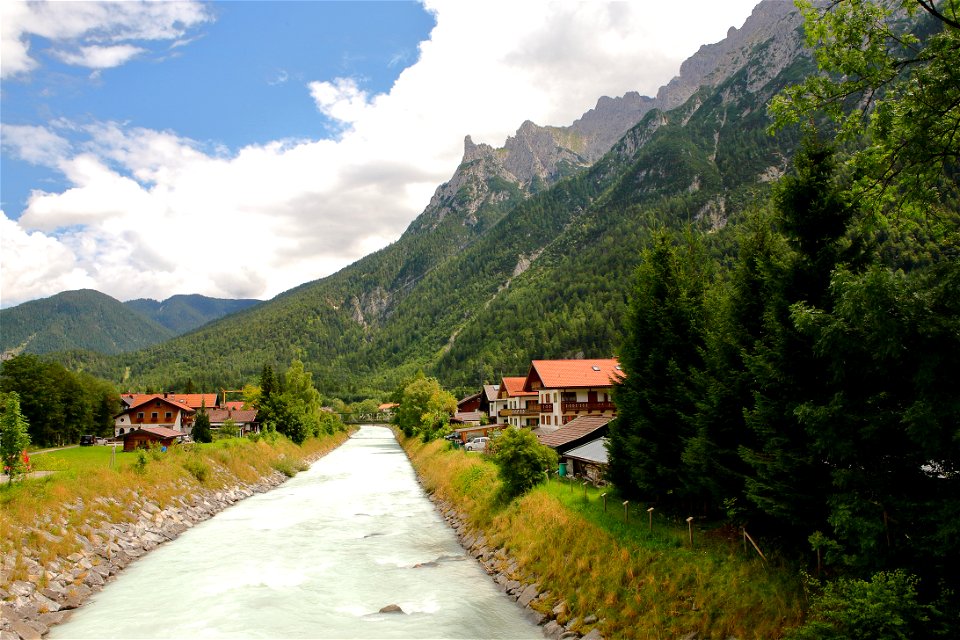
top-left (137, 412), bottom-right (144, 421)
top-left (165, 412), bottom-right (172, 420)
top-left (151, 412), bottom-right (158, 421)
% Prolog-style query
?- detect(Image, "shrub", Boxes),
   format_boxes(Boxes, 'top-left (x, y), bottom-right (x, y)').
top-left (491, 427), bottom-right (558, 500)
top-left (182, 458), bottom-right (210, 483)
top-left (786, 570), bottom-right (937, 640)
top-left (133, 449), bottom-right (148, 474)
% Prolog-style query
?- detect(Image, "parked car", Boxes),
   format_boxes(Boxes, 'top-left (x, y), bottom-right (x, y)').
top-left (79, 434), bottom-right (94, 446)
top-left (465, 437), bottom-right (489, 452)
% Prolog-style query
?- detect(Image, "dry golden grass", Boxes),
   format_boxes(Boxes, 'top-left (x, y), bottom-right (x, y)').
top-left (402, 436), bottom-right (804, 640)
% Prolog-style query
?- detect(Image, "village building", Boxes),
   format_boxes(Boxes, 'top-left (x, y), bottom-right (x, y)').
top-left (523, 359), bottom-right (621, 427)
top-left (120, 393), bottom-right (219, 412)
top-left (457, 391), bottom-right (482, 414)
top-left (114, 395), bottom-right (196, 438)
top-left (481, 384), bottom-right (501, 422)
top-left (205, 408), bottom-right (260, 436)
top-left (537, 415), bottom-right (613, 457)
top-left (497, 376), bottom-right (539, 428)
top-left (120, 426), bottom-right (182, 452)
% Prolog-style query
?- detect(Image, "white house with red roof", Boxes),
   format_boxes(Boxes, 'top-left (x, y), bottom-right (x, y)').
top-left (114, 395), bottom-right (197, 437)
top-left (523, 358), bottom-right (622, 427)
top-left (497, 376), bottom-right (539, 428)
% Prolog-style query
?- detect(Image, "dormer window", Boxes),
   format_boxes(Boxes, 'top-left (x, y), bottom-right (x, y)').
top-left (592, 365), bottom-right (601, 371)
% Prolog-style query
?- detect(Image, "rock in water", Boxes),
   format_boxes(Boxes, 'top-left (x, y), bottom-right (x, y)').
top-left (379, 604), bottom-right (404, 614)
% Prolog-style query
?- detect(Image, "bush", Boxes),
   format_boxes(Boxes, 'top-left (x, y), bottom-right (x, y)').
top-left (491, 427), bottom-right (558, 499)
top-left (133, 449), bottom-right (148, 474)
top-left (786, 570), bottom-right (938, 640)
top-left (182, 458), bottom-right (210, 483)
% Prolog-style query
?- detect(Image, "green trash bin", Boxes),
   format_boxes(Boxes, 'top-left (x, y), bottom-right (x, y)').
top-left (558, 462), bottom-right (567, 477)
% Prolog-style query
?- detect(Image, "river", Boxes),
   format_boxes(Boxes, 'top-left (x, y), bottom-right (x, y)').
top-left (51, 426), bottom-right (542, 639)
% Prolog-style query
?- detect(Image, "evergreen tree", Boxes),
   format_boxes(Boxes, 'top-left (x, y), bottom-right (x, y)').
top-left (608, 231), bottom-right (709, 505)
top-left (192, 403), bottom-right (212, 443)
top-left (739, 139), bottom-right (856, 537)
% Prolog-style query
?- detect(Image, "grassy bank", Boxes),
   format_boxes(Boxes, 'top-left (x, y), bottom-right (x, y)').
top-left (404, 436), bottom-right (805, 640)
top-left (0, 431), bottom-right (350, 587)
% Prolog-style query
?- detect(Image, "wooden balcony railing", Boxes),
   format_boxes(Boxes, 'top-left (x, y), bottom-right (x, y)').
top-left (561, 401), bottom-right (617, 413)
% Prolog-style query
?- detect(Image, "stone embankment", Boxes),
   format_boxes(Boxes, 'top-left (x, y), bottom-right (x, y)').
top-left (427, 493), bottom-right (604, 640)
top-left (0, 470), bottom-right (293, 640)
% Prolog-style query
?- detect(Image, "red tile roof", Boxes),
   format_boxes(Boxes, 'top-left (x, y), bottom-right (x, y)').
top-left (121, 393), bottom-right (216, 410)
top-left (524, 359), bottom-right (622, 391)
top-left (500, 376), bottom-right (537, 398)
top-left (223, 401), bottom-right (246, 411)
top-left (119, 395), bottom-right (197, 415)
top-left (538, 415), bottom-right (613, 449)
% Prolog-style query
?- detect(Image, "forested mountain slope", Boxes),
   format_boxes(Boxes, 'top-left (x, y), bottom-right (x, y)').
top-left (124, 295), bottom-right (261, 335)
top-left (54, 0), bottom-right (810, 396)
top-left (0, 290), bottom-right (174, 357)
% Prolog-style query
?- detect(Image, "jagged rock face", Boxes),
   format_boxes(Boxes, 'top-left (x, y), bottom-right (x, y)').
top-left (412, 136), bottom-right (520, 231)
top-left (654, 0), bottom-right (805, 111)
top-left (501, 120), bottom-right (589, 188)
top-left (568, 91), bottom-right (658, 162)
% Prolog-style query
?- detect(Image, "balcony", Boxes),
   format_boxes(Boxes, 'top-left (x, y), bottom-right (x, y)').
top-left (500, 405), bottom-right (541, 417)
top-left (539, 403), bottom-right (553, 413)
top-left (561, 401), bottom-right (617, 413)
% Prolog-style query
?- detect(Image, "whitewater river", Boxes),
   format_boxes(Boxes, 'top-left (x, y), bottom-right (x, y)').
top-left (51, 426), bottom-right (541, 639)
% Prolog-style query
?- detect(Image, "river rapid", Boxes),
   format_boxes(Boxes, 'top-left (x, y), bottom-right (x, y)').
top-left (51, 426), bottom-right (542, 639)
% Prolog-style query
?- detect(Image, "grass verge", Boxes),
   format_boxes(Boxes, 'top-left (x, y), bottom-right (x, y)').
top-left (403, 436), bottom-right (804, 640)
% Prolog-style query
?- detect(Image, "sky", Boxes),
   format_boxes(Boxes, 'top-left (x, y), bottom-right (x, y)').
top-left (1, 0), bottom-right (761, 309)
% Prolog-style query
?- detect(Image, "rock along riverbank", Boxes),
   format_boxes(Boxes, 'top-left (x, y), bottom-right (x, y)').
top-left (422, 489), bottom-right (605, 640)
top-left (0, 446), bottom-right (337, 640)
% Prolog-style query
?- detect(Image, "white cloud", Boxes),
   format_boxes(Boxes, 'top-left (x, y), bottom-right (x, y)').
top-left (1, 0), bottom-right (760, 308)
top-left (0, 0), bottom-right (211, 78)
top-left (308, 77), bottom-right (373, 126)
top-left (53, 44), bottom-right (146, 69)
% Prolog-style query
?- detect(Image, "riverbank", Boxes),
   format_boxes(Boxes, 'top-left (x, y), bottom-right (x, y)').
top-left (402, 435), bottom-right (804, 640)
top-left (0, 431), bottom-right (351, 640)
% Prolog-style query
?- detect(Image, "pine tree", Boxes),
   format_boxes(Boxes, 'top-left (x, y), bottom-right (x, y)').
top-left (191, 403), bottom-right (212, 443)
top-left (608, 231), bottom-right (709, 505)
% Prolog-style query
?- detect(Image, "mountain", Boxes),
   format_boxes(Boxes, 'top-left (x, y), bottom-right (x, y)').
top-left (0, 290), bottom-right (174, 357)
top-left (124, 295), bottom-right (261, 335)
top-left (51, 0), bottom-right (812, 397)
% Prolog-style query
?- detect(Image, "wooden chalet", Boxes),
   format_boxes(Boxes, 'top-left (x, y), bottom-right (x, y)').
top-left (121, 426), bottom-right (181, 452)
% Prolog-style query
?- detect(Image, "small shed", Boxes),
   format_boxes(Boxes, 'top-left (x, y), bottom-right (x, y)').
top-left (122, 426), bottom-right (181, 452)
top-left (563, 437), bottom-right (609, 485)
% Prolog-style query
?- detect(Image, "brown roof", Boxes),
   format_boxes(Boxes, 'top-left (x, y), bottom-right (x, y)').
top-left (500, 376), bottom-right (537, 398)
top-left (483, 384), bottom-right (500, 402)
top-left (525, 359), bottom-right (622, 391)
top-left (378, 403), bottom-right (399, 411)
top-left (124, 426), bottom-right (182, 439)
top-left (206, 409), bottom-right (258, 424)
top-left (118, 395), bottom-right (197, 416)
top-left (538, 415), bottom-right (613, 449)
